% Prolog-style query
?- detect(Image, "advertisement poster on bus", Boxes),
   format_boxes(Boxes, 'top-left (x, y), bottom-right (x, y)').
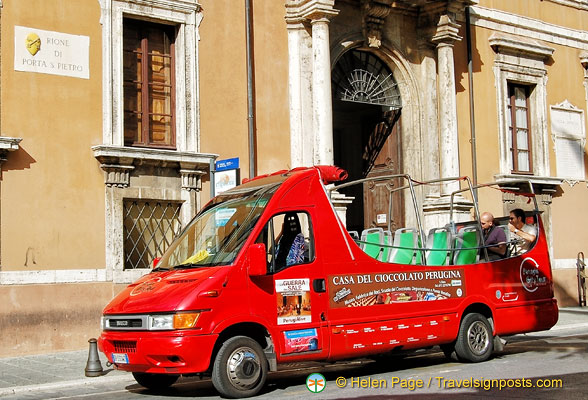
top-left (276, 279), bottom-right (312, 325)
top-left (328, 269), bottom-right (465, 308)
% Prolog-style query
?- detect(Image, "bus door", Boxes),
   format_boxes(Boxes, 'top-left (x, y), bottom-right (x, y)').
top-left (250, 211), bottom-right (329, 359)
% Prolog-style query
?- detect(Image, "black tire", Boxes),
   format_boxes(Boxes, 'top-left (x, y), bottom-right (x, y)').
top-left (212, 336), bottom-right (268, 398)
top-left (440, 343), bottom-right (456, 360)
top-left (454, 313), bottom-right (494, 362)
top-left (132, 372), bottom-right (179, 390)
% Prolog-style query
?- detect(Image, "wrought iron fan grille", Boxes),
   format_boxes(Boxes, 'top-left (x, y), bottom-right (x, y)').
top-left (332, 50), bottom-right (401, 108)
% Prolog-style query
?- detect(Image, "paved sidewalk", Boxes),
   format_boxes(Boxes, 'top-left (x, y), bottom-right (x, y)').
top-left (0, 307), bottom-right (587, 396)
top-left (0, 348), bottom-right (133, 396)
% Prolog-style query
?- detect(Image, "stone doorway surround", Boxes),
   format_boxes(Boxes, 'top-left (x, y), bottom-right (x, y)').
top-left (285, 0), bottom-right (477, 231)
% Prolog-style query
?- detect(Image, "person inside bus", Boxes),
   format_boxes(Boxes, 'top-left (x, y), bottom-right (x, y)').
top-left (480, 212), bottom-right (506, 260)
top-left (508, 208), bottom-right (537, 255)
top-left (275, 213), bottom-right (306, 269)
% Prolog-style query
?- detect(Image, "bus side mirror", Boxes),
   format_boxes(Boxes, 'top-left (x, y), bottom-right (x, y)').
top-left (248, 243), bottom-right (267, 276)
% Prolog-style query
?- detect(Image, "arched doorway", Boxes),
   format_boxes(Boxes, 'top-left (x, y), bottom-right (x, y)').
top-left (332, 50), bottom-right (403, 233)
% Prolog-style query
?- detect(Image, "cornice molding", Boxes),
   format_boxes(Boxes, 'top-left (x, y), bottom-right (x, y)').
top-left (489, 33), bottom-right (554, 60)
top-left (110, 0), bottom-right (201, 14)
top-left (0, 137), bottom-right (22, 164)
top-left (92, 145), bottom-right (216, 188)
top-left (285, 0), bottom-right (338, 23)
top-left (545, 0), bottom-right (588, 11)
top-left (471, 6), bottom-right (588, 50)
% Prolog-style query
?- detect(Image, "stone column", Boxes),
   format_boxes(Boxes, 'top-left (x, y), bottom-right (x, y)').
top-left (432, 15), bottom-right (461, 196)
top-left (286, 20), bottom-right (314, 168)
top-left (582, 53), bottom-right (588, 131)
top-left (423, 14), bottom-right (472, 231)
top-left (309, 14), bottom-right (335, 165)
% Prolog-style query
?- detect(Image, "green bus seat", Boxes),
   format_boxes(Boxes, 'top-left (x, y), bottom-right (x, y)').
top-left (360, 228), bottom-right (384, 260)
top-left (453, 228), bottom-right (479, 265)
top-left (381, 230), bottom-right (393, 262)
top-left (426, 228), bottom-right (451, 266)
top-left (388, 228), bottom-right (418, 264)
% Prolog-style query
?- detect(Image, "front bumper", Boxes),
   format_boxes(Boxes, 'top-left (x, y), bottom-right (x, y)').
top-left (98, 330), bottom-right (218, 374)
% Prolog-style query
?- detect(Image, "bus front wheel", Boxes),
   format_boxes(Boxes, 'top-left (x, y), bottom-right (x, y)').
top-left (212, 336), bottom-right (268, 398)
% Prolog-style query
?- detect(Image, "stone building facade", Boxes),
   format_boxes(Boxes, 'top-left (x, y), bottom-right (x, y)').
top-left (0, 0), bottom-right (587, 356)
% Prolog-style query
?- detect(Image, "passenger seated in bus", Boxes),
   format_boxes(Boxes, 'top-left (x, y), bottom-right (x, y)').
top-left (275, 213), bottom-right (306, 268)
top-left (480, 212), bottom-right (506, 260)
top-left (508, 208), bottom-right (537, 256)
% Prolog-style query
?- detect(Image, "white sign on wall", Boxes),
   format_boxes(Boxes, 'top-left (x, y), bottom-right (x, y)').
top-left (14, 26), bottom-right (90, 79)
top-left (550, 100), bottom-right (586, 180)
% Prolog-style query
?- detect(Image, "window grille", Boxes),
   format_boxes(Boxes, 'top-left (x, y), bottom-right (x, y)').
top-left (123, 200), bottom-right (182, 269)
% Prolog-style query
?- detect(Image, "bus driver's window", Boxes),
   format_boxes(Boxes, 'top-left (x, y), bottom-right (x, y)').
top-left (256, 212), bottom-right (314, 273)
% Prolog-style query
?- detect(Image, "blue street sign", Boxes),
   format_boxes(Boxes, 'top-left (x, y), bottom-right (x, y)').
top-left (215, 157), bottom-right (240, 172)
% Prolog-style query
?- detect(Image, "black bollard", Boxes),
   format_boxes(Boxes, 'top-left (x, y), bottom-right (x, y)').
top-left (85, 338), bottom-right (104, 377)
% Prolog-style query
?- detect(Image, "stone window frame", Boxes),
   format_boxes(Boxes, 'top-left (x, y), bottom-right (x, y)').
top-left (99, 0), bottom-right (201, 152)
top-left (94, 1), bottom-right (216, 284)
top-left (490, 33), bottom-right (554, 181)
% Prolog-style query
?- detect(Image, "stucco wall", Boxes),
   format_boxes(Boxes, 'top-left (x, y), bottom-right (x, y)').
top-left (0, 283), bottom-right (125, 357)
top-left (198, 0), bottom-right (290, 183)
top-left (1, 0), bottom-right (105, 271)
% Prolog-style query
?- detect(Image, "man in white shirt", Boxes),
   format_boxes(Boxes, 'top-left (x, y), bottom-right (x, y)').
top-left (508, 208), bottom-right (537, 255)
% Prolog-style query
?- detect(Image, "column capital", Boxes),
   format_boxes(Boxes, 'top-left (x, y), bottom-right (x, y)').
top-left (431, 14), bottom-right (462, 46)
top-left (285, 0), bottom-right (338, 25)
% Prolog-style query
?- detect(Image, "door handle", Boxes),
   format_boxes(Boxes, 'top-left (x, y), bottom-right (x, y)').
top-left (313, 278), bottom-right (326, 293)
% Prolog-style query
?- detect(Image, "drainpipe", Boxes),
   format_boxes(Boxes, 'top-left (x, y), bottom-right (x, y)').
top-left (245, 0), bottom-right (256, 178)
top-left (465, 6), bottom-right (478, 199)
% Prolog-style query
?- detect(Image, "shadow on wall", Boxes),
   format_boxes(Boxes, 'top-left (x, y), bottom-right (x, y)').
top-left (554, 280), bottom-right (581, 308)
top-left (1, 146), bottom-right (36, 179)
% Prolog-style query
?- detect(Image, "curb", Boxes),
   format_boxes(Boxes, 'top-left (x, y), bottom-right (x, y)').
top-left (0, 373), bottom-right (135, 397)
top-left (559, 307), bottom-right (588, 315)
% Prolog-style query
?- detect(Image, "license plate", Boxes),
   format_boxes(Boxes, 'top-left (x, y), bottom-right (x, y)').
top-left (112, 353), bottom-right (129, 364)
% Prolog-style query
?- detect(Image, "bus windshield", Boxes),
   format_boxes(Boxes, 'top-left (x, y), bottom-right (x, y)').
top-left (154, 182), bottom-right (281, 270)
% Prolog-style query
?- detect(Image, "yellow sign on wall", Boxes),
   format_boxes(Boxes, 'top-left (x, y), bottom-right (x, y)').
top-left (14, 26), bottom-right (90, 79)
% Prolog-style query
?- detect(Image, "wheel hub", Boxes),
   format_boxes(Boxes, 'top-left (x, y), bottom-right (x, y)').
top-left (226, 347), bottom-right (261, 389)
top-left (468, 321), bottom-right (490, 355)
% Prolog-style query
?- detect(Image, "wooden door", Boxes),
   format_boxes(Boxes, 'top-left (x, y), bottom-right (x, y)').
top-left (363, 111), bottom-right (404, 232)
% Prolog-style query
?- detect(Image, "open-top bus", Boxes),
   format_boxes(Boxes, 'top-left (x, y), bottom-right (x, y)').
top-left (98, 166), bottom-right (558, 398)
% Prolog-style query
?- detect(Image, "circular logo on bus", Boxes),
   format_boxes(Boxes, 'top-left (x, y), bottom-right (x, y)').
top-left (130, 277), bottom-right (162, 296)
top-left (519, 257), bottom-right (540, 293)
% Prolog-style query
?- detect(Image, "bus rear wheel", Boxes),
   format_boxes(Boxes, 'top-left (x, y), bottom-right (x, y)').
top-left (454, 313), bottom-right (493, 362)
top-left (212, 336), bottom-right (268, 398)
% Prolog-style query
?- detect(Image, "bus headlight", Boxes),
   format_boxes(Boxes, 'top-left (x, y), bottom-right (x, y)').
top-left (148, 313), bottom-right (200, 330)
top-left (149, 315), bottom-right (174, 330)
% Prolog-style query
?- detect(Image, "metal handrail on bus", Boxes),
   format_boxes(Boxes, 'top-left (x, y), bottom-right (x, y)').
top-left (331, 173), bottom-right (541, 266)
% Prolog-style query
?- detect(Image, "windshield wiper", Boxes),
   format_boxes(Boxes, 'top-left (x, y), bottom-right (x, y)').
top-left (171, 263), bottom-right (204, 269)
top-left (151, 263), bottom-right (204, 272)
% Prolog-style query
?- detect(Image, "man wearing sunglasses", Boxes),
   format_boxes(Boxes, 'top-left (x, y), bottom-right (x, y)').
top-left (508, 208), bottom-right (537, 255)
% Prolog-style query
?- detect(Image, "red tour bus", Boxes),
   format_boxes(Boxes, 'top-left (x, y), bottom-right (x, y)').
top-left (98, 166), bottom-right (558, 398)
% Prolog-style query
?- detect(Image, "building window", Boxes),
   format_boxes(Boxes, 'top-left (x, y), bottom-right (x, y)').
top-left (489, 33), bottom-right (553, 178)
top-left (123, 19), bottom-right (176, 149)
top-left (123, 200), bottom-right (182, 269)
top-left (507, 84), bottom-right (533, 174)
